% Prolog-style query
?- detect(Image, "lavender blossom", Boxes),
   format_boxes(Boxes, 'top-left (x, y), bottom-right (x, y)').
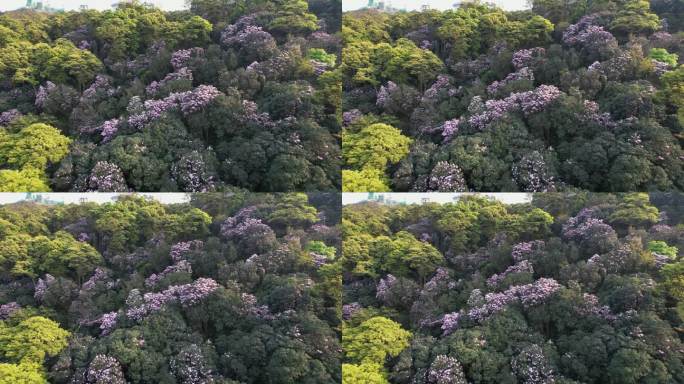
top-left (486, 260), bottom-right (534, 288)
top-left (428, 161), bottom-right (466, 191)
top-left (342, 302), bottom-right (362, 320)
top-left (0, 109), bottom-right (21, 126)
top-left (99, 312), bottom-right (118, 335)
top-left (87, 162), bottom-right (129, 192)
top-left (171, 47), bottom-right (204, 71)
top-left (511, 344), bottom-right (555, 384)
top-left (34, 274), bottom-right (56, 302)
top-left (427, 355), bottom-right (467, 384)
top-left (86, 355), bottom-right (126, 384)
top-left (170, 344), bottom-right (215, 384)
top-left (512, 47), bottom-right (545, 70)
top-left (0, 302), bottom-right (20, 319)
top-left (487, 67), bottom-right (534, 95)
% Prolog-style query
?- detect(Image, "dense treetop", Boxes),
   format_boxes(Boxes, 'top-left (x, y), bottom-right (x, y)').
top-left (0, 192), bottom-right (342, 383)
top-left (342, 192), bottom-right (684, 383)
top-left (342, 0), bottom-right (684, 192)
top-left (0, 0), bottom-right (342, 192)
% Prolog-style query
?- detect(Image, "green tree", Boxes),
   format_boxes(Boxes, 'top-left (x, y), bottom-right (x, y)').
top-left (0, 123), bottom-right (71, 170)
top-left (343, 123), bottom-right (411, 171)
top-left (0, 362), bottom-right (46, 384)
top-left (648, 240), bottom-right (678, 258)
top-left (268, 0), bottom-right (319, 35)
top-left (342, 169), bottom-right (390, 192)
top-left (343, 316), bottom-right (411, 365)
top-left (610, 0), bottom-right (661, 35)
top-left (342, 363), bottom-right (388, 384)
top-left (608, 193), bottom-right (659, 229)
top-left (0, 316), bottom-right (69, 364)
top-left (649, 48), bottom-right (679, 67)
top-left (661, 261), bottom-right (684, 300)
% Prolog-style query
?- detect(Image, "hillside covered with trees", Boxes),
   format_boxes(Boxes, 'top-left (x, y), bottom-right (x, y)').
top-left (342, 0), bottom-right (684, 192)
top-left (0, 192), bottom-right (342, 383)
top-left (342, 193), bottom-right (684, 383)
top-left (0, 0), bottom-right (341, 192)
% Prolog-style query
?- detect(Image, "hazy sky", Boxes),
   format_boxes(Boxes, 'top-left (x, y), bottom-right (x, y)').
top-left (0, 0), bottom-right (187, 12)
top-left (342, 193), bottom-right (532, 205)
top-left (0, 193), bottom-right (190, 205)
top-left (343, 0), bottom-right (529, 11)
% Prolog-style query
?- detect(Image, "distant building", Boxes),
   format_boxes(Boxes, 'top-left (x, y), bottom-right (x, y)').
top-left (366, 0), bottom-right (403, 13)
top-left (24, 0), bottom-right (63, 13)
top-left (24, 193), bottom-right (63, 205)
top-left (421, 4), bottom-right (431, 11)
top-left (79, 5), bottom-right (88, 10)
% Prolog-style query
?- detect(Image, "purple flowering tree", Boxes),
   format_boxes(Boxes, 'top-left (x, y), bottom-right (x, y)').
top-left (511, 344), bottom-right (555, 384)
top-left (428, 161), bottom-right (467, 191)
top-left (426, 355), bottom-right (467, 384)
top-left (86, 355), bottom-right (126, 384)
top-left (87, 162), bottom-right (129, 192)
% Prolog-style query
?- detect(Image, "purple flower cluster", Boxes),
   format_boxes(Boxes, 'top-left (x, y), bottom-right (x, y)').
top-left (423, 75), bottom-right (452, 101)
top-left (171, 150), bottom-right (216, 192)
top-left (170, 344), bottom-right (215, 384)
top-left (34, 274), bottom-right (56, 302)
top-left (145, 260), bottom-right (192, 288)
top-left (424, 267), bottom-right (453, 292)
top-left (466, 278), bottom-right (561, 323)
top-left (562, 208), bottom-right (615, 242)
top-left (512, 151), bottom-right (556, 192)
top-left (512, 47), bottom-right (545, 70)
top-left (82, 267), bottom-right (111, 291)
top-left (441, 312), bottom-right (462, 335)
top-left (177, 85), bottom-right (222, 115)
top-left (578, 293), bottom-right (616, 321)
top-left (512, 240), bottom-right (545, 263)
top-left (35, 81), bottom-right (56, 108)
top-left (376, 81), bottom-right (398, 108)
top-left (221, 215), bottom-right (273, 238)
top-left (171, 47), bottom-right (204, 71)
top-left (510, 344), bottom-right (555, 384)
top-left (99, 311), bottom-right (118, 335)
top-left (0, 109), bottom-right (21, 126)
top-left (588, 244), bottom-right (632, 273)
top-left (342, 302), bottom-right (362, 320)
top-left (486, 67), bottom-right (534, 95)
top-left (88, 161), bottom-right (129, 192)
top-left (81, 75), bottom-right (116, 103)
top-left (376, 274), bottom-right (397, 302)
top-left (128, 85), bottom-right (222, 129)
top-left (87, 355), bottom-right (126, 384)
top-left (467, 85), bottom-right (562, 130)
top-left (0, 302), bottom-right (20, 319)
top-left (343, 109), bottom-right (362, 127)
top-left (240, 293), bottom-right (274, 320)
top-left (517, 84), bottom-right (563, 115)
top-left (239, 100), bottom-right (275, 128)
top-left (428, 161), bottom-right (466, 191)
top-left (486, 260), bottom-right (534, 288)
top-left (652, 60), bottom-right (670, 76)
top-left (427, 355), bottom-right (467, 384)
top-left (441, 118), bottom-right (460, 142)
top-left (170, 240), bottom-right (204, 263)
top-left (126, 278), bottom-right (219, 321)
top-left (146, 67), bottom-right (193, 96)
top-left (86, 118), bottom-right (121, 142)
top-left (581, 100), bottom-right (615, 129)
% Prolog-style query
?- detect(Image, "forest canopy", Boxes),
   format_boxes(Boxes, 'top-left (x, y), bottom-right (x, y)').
top-left (342, 192), bottom-right (684, 383)
top-left (342, 0), bottom-right (684, 192)
top-left (0, 192), bottom-right (342, 383)
top-left (0, 0), bottom-right (342, 192)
